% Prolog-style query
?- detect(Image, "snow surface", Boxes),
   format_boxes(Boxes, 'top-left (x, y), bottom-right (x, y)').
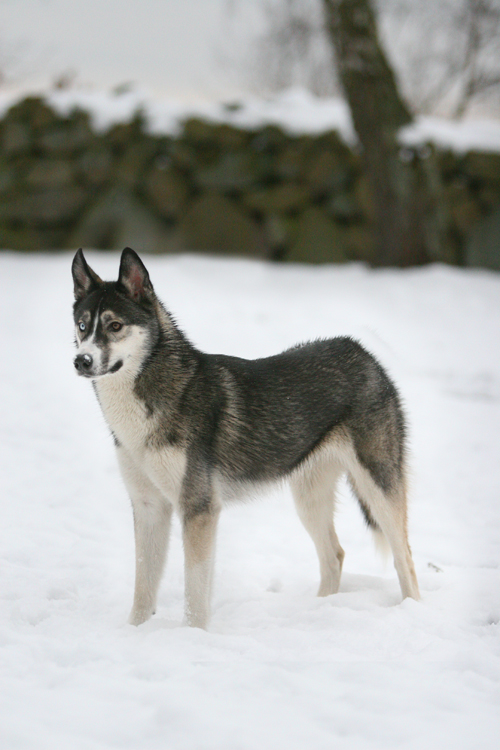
top-left (3, 86), bottom-right (500, 153)
top-left (1, 252), bottom-right (500, 750)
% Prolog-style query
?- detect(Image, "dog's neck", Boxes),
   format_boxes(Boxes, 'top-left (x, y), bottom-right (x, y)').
top-left (93, 299), bottom-right (198, 451)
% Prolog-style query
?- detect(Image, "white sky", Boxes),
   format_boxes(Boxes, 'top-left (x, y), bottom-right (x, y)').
top-left (0, 0), bottom-right (259, 101)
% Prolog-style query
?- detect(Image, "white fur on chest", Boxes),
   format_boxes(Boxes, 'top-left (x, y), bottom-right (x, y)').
top-left (96, 372), bottom-right (187, 505)
top-left (142, 447), bottom-right (187, 506)
top-left (95, 371), bottom-right (154, 452)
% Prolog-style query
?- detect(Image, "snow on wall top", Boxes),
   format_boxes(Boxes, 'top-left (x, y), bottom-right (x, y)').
top-left (2, 86), bottom-right (500, 154)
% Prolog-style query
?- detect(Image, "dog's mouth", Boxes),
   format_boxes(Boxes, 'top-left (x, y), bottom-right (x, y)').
top-left (74, 355), bottom-right (123, 378)
top-left (108, 360), bottom-right (123, 374)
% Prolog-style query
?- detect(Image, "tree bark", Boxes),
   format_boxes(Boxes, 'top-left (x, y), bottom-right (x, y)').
top-left (322, 0), bottom-right (447, 267)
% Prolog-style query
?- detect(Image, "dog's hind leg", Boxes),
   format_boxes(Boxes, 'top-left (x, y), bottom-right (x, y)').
top-left (348, 457), bottom-right (420, 601)
top-left (290, 461), bottom-right (345, 597)
top-left (117, 450), bottom-right (173, 626)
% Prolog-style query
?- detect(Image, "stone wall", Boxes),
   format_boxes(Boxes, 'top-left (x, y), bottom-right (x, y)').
top-left (1, 96), bottom-right (500, 268)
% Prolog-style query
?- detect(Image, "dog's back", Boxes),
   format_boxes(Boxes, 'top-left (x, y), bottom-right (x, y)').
top-left (188, 338), bottom-right (403, 487)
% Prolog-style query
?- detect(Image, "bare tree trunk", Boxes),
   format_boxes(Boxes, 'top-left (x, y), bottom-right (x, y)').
top-left (322, 0), bottom-right (444, 266)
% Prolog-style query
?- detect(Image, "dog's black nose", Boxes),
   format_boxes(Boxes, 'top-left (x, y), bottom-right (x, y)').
top-left (74, 353), bottom-right (93, 372)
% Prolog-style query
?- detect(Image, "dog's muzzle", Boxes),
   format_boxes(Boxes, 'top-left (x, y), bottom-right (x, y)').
top-left (74, 353), bottom-right (93, 375)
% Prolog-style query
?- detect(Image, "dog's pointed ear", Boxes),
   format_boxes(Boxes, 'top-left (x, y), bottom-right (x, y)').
top-left (118, 247), bottom-right (153, 301)
top-left (72, 248), bottom-right (103, 301)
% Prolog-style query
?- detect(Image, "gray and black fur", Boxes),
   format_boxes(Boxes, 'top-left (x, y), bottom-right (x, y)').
top-left (72, 247), bottom-right (420, 628)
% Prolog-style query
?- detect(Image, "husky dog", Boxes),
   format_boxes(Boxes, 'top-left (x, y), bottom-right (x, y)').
top-left (72, 247), bottom-right (419, 629)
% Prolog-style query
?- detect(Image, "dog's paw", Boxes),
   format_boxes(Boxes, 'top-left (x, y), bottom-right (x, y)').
top-left (128, 608), bottom-right (153, 626)
top-left (183, 611), bottom-right (209, 630)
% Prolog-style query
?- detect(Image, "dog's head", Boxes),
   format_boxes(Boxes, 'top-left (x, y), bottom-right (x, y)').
top-left (71, 247), bottom-right (157, 379)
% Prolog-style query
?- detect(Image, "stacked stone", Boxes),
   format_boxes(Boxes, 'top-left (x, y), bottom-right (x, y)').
top-left (1, 96), bottom-right (499, 267)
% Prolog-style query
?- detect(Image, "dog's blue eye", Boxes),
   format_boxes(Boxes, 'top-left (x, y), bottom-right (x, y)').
top-left (79, 322), bottom-right (86, 331)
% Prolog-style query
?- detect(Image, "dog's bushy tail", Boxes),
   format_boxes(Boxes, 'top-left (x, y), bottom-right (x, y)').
top-left (371, 528), bottom-right (391, 562)
top-left (355, 493), bottom-right (391, 562)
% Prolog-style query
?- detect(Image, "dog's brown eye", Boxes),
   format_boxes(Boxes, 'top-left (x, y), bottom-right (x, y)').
top-left (110, 322), bottom-right (122, 332)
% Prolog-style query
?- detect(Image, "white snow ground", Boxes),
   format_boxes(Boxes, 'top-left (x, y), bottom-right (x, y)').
top-left (1, 251), bottom-right (499, 750)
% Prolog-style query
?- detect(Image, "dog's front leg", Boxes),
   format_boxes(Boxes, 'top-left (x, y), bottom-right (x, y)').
top-left (181, 463), bottom-right (220, 629)
top-left (130, 498), bottom-right (173, 626)
top-left (182, 506), bottom-right (220, 629)
top-left (117, 449), bottom-right (172, 626)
